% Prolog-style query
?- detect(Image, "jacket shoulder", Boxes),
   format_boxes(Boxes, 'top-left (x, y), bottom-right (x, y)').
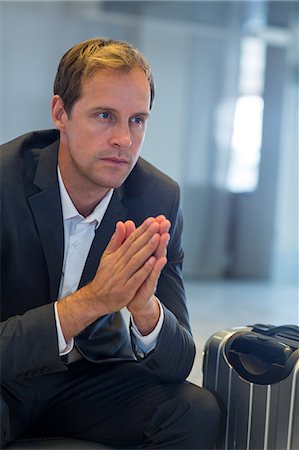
top-left (0, 129), bottom-right (59, 156)
top-left (0, 130), bottom-right (59, 179)
top-left (127, 157), bottom-right (179, 193)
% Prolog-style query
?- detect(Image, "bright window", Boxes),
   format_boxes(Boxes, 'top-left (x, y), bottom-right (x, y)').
top-left (227, 95), bottom-right (264, 192)
top-left (226, 37), bottom-right (266, 193)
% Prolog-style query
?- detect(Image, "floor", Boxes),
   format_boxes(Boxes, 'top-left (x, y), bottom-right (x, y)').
top-left (184, 279), bottom-right (298, 385)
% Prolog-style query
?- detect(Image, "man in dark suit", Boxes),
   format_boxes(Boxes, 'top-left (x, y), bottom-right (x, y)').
top-left (0, 38), bottom-right (221, 448)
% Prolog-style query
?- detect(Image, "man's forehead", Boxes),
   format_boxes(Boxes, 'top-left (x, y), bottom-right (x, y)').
top-left (82, 66), bottom-right (148, 87)
top-left (78, 67), bottom-right (151, 108)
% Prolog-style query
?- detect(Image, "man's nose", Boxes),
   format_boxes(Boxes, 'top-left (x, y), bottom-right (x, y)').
top-left (111, 123), bottom-right (132, 150)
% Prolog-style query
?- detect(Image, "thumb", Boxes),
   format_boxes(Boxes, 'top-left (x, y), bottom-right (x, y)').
top-left (104, 221), bottom-right (126, 255)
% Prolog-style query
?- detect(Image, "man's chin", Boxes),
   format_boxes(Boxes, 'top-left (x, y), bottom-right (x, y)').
top-left (97, 175), bottom-right (130, 190)
top-left (102, 168), bottom-right (136, 189)
top-left (92, 162), bottom-right (137, 190)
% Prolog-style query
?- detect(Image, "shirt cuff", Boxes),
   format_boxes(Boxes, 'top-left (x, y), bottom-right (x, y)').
top-left (54, 302), bottom-right (74, 356)
top-left (130, 299), bottom-right (164, 356)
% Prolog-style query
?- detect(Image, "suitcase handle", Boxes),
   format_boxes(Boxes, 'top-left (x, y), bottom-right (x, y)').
top-left (226, 332), bottom-right (298, 384)
top-left (251, 324), bottom-right (299, 341)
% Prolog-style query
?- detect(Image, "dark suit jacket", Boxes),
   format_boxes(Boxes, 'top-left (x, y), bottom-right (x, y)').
top-left (0, 130), bottom-right (195, 383)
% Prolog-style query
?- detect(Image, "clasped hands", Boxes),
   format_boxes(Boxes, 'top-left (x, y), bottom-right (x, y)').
top-left (87, 215), bottom-right (171, 335)
top-left (57, 215), bottom-right (171, 341)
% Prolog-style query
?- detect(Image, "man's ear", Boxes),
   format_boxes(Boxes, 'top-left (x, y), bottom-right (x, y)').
top-left (51, 95), bottom-right (68, 131)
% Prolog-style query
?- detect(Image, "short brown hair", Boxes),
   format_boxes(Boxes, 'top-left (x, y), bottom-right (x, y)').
top-left (53, 37), bottom-right (155, 115)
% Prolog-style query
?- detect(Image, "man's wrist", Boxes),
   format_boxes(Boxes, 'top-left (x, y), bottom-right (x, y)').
top-left (130, 296), bottom-right (161, 336)
top-left (56, 284), bottom-right (107, 342)
top-left (131, 299), bottom-right (164, 355)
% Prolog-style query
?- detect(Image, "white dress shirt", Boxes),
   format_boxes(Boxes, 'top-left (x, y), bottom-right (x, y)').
top-left (55, 168), bottom-right (163, 360)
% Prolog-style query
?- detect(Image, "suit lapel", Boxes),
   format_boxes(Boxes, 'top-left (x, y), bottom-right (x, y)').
top-left (28, 139), bottom-right (129, 298)
top-left (28, 140), bottom-right (64, 301)
top-left (79, 190), bottom-right (128, 288)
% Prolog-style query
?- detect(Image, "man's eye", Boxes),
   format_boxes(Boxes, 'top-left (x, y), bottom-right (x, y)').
top-left (98, 112), bottom-right (111, 120)
top-left (130, 117), bottom-right (144, 126)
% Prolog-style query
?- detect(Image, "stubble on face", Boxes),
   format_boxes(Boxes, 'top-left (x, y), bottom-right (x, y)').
top-left (56, 67), bottom-right (151, 212)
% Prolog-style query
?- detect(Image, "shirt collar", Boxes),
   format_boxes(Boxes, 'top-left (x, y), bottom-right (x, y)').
top-left (57, 167), bottom-right (114, 226)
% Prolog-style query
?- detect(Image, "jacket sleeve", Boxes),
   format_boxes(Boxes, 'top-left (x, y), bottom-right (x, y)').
top-left (0, 303), bottom-right (67, 382)
top-left (133, 185), bottom-right (196, 382)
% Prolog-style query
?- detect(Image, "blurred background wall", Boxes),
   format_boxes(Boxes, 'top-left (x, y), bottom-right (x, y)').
top-left (1, 0), bottom-right (298, 284)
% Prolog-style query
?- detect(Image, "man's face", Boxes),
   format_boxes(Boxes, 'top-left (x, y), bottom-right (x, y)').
top-left (55, 66), bottom-right (151, 197)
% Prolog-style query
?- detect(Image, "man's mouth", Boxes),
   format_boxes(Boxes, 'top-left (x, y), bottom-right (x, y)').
top-left (101, 157), bottom-right (129, 165)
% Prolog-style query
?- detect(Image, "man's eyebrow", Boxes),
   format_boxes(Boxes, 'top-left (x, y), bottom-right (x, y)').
top-left (133, 112), bottom-right (150, 118)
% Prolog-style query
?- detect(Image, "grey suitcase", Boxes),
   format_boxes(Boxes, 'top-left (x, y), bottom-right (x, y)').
top-left (202, 324), bottom-right (299, 450)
